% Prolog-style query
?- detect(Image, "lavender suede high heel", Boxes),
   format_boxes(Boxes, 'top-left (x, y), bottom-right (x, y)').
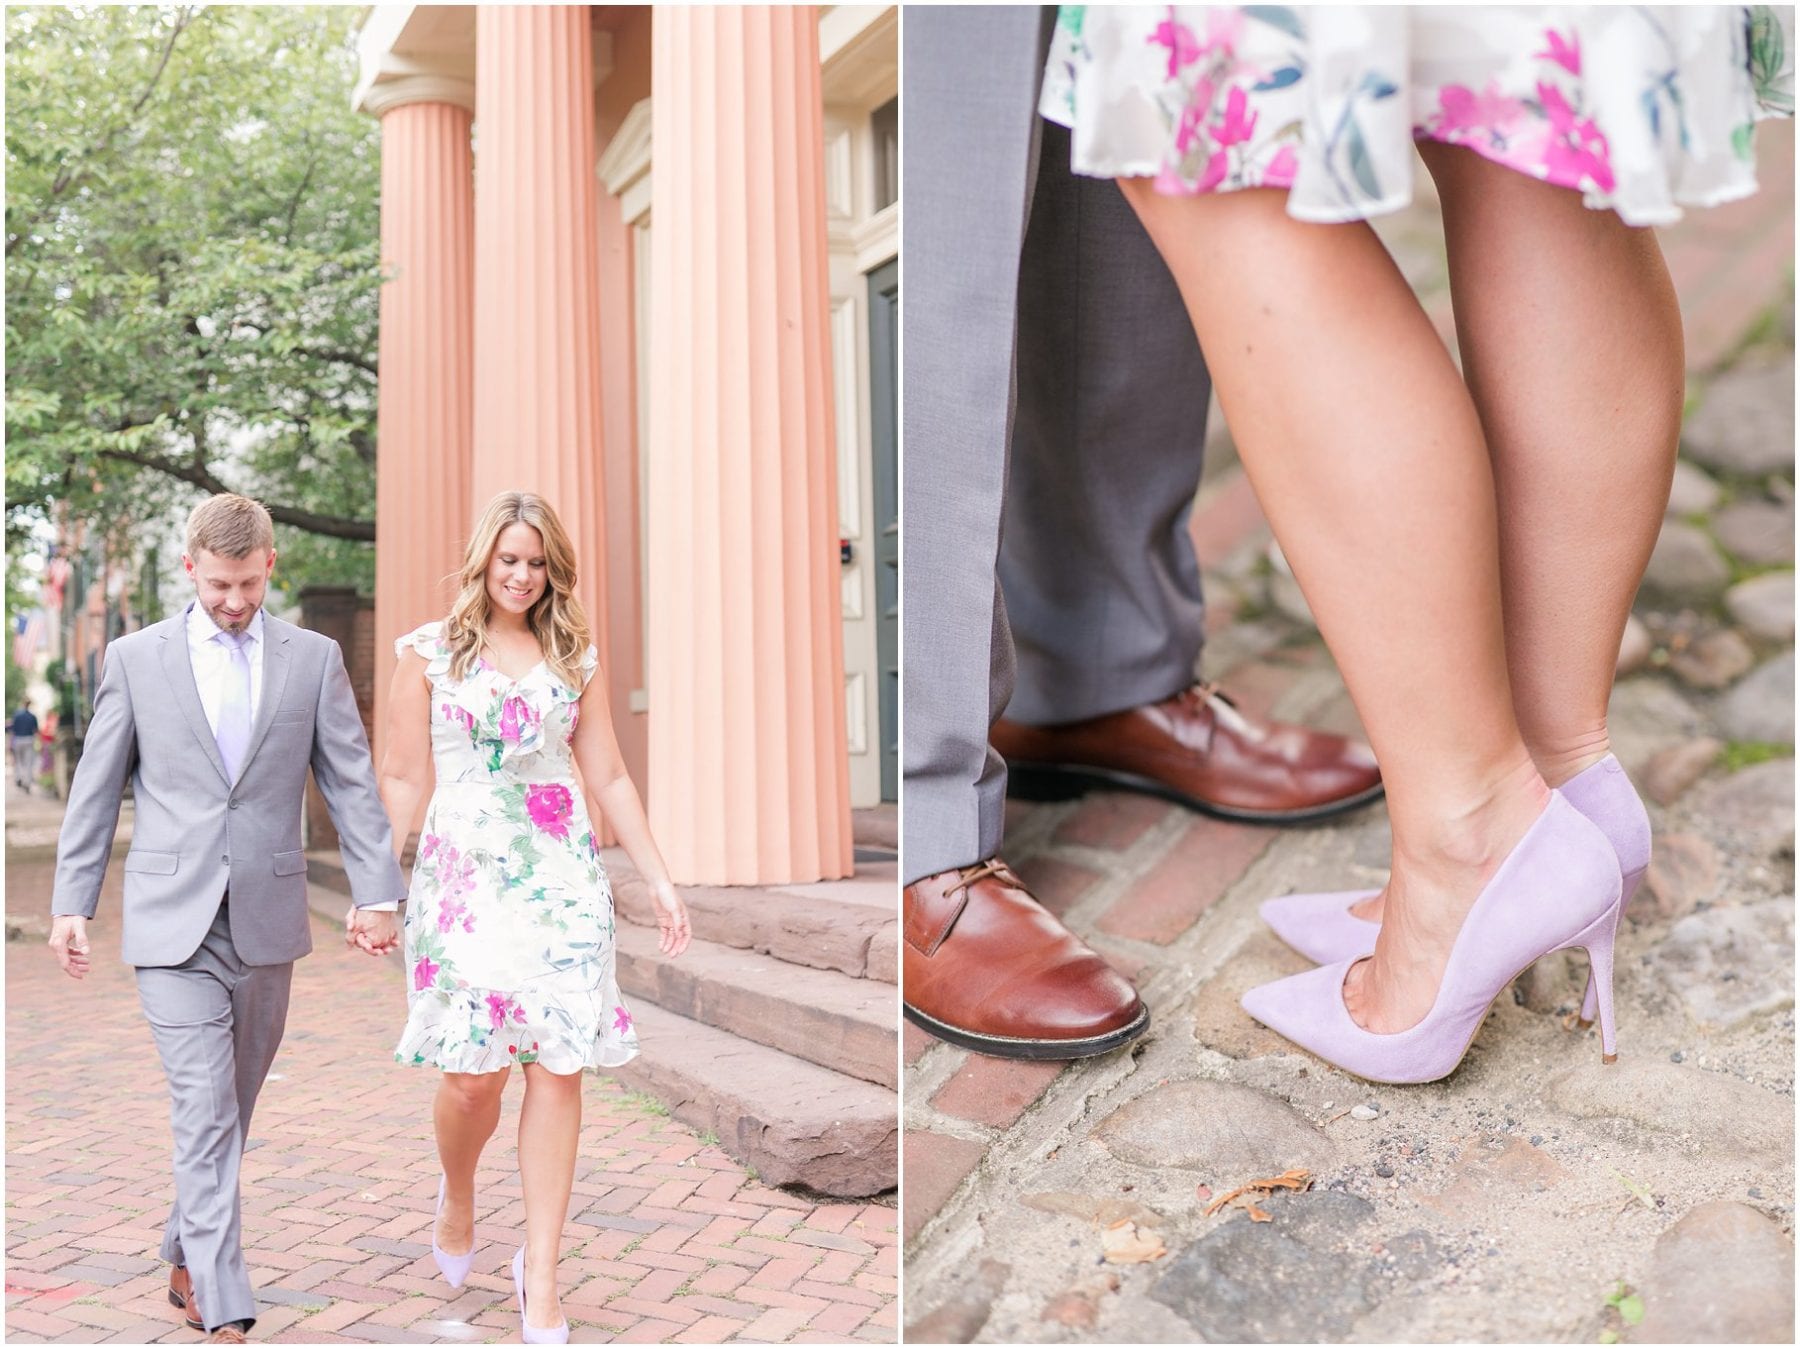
top-left (512, 1245), bottom-right (569, 1345)
top-left (1259, 754), bottom-right (1650, 1024)
top-left (430, 1175), bottom-right (474, 1290)
top-left (1241, 791), bottom-right (1622, 1084)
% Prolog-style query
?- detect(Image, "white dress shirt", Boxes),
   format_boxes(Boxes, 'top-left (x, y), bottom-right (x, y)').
top-left (187, 603), bottom-right (265, 733)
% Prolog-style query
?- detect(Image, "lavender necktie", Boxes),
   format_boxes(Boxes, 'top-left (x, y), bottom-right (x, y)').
top-left (214, 630), bottom-right (253, 781)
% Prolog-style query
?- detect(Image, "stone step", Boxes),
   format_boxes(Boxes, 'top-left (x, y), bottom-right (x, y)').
top-left (614, 923), bottom-right (896, 1090)
top-left (607, 855), bottom-right (898, 985)
top-left (611, 1002), bottom-right (896, 1198)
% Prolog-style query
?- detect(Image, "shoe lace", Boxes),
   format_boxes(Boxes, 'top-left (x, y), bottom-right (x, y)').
top-left (1179, 679), bottom-right (1237, 710)
top-left (954, 858), bottom-right (1008, 893)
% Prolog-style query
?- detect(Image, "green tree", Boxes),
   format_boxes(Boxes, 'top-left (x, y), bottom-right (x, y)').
top-left (6, 5), bottom-right (383, 593)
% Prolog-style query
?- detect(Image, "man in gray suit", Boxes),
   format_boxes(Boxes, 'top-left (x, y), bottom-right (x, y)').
top-left (47, 494), bottom-right (404, 1343)
top-left (903, 8), bottom-right (1383, 1061)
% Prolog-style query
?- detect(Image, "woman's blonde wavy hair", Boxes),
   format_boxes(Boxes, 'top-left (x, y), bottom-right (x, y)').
top-left (444, 492), bottom-right (591, 691)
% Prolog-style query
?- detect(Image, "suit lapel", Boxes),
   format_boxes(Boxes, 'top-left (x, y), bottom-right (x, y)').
top-left (162, 606), bottom-right (232, 788)
top-left (237, 618), bottom-right (294, 782)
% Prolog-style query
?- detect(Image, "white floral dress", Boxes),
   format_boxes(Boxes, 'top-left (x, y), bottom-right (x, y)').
top-left (1043, 6), bottom-right (1794, 225)
top-left (392, 622), bottom-right (639, 1075)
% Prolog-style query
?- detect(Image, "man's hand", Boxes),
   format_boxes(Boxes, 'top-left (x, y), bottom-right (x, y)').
top-left (345, 907), bottom-right (399, 956)
top-left (49, 915), bottom-right (92, 979)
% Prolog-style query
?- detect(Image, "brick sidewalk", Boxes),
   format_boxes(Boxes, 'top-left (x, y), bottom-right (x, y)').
top-left (4, 858), bottom-right (896, 1345)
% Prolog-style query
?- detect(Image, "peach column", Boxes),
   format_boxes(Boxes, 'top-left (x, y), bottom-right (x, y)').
top-left (647, 6), bottom-right (853, 885)
top-left (470, 6), bottom-right (608, 659)
top-left (366, 84), bottom-right (475, 778)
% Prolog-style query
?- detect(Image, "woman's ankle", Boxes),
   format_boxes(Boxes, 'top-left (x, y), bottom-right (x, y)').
top-left (1389, 757), bottom-right (1550, 887)
top-left (1525, 729), bottom-right (1613, 789)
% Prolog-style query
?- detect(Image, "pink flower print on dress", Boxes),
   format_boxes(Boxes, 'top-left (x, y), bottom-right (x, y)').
top-left (1212, 85), bottom-right (1257, 148)
top-left (413, 955), bottom-right (440, 992)
top-left (1536, 28), bottom-right (1581, 76)
top-left (1174, 77), bottom-right (1217, 156)
top-left (613, 1006), bottom-right (634, 1034)
top-left (437, 894), bottom-right (472, 935)
top-left (485, 991), bottom-right (524, 1031)
top-left (1148, 11), bottom-right (1201, 79)
top-left (1436, 82), bottom-right (1531, 143)
top-left (526, 783), bottom-right (575, 839)
top-left (1539, 83), bottom-right (1615, 192)
top-left (1263, 143), bottom-right (1300, 188)
top-left (440, 702), bottom-right (478, 743)
top-left (419, 833), bottom-right (443, 864)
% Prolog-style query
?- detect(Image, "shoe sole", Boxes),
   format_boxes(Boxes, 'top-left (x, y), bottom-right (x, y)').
top-left (902, 1002), bottom-right (1150, 1060)
top-left (1005, 762), bottom-right (1386, 825)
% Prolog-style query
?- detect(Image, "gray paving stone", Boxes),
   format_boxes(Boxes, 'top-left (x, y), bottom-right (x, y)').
top-left (1091, 1079), bottom-right (1338, 1178)
top-left (1657, 900), bottom-right (1795, 1032)
top-left (1642, 739), bottom-right (1723, 806)
top-left (1687, 758), bottom-right (1796, 859)
top-left (1726, 571), bottom-right (1796, 644)
top-left (1150, 1191), bottom-right (1380, 1342)
top-left (1714, 652), bottom-right (1796, 743)
top-left (1670, 628), bottom-right (1756, 689)
top-left (1683, 354), bottom-right (1796, 477)
top-left (1643, 521), bottom-right (1731, 604)
top-left (1633, 1201), bottom-right (1795, 1344)
top-left (1666, 459), bottom-right (1723, 516)
top-left (1714, 498), bottom-right (1796, 565)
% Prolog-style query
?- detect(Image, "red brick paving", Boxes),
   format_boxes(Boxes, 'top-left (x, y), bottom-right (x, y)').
top-left (1095, 816), bottom-right (1271, 946)
top-left (5, 858), bottom-right (896, 1344)
top-left (928, 1058), bottom-right (1063, 1132)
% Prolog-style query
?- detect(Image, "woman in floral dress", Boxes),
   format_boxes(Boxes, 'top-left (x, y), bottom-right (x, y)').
top-left (369, 491), bottom-right (689, 1342)
top-left (1043, 7), bottom-right (1792, 1081)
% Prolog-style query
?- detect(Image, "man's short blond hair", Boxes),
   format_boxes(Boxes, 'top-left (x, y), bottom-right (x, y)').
top-left (185, 494), bottom-right (275, 559)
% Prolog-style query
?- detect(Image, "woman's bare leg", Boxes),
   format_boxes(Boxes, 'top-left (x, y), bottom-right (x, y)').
top-left (1423, 139), bottom-right (1683, 784)
top-left (435, 1069), bottom-right (509, 1255)
top-left (517, 1063), bottom-right (582, 1328)
top-left (1116, 179), bottom-right (1548, 1033)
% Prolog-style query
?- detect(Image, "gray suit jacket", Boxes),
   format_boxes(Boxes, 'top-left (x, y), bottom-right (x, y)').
top-left (50, 604), bottom-right (405, 968)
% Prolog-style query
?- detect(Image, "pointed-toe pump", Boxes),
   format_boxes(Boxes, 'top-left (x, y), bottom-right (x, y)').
top-left (430, 1175), bottom-right (474, 1290)
top-left (1241, 791), bottom-right (1623, 1084)
top-left (512, 1245), bottom-right (569, 1345)
top-left (1259, 754), bottom-right (1649, 1022)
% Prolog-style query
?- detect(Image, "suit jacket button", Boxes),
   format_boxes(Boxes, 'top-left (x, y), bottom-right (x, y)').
top-left (229, 800), bottom-right (239, 809)
top-left (221, 855), bottom-right (229, 864)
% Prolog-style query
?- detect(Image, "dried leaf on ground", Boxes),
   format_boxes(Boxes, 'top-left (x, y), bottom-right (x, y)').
top-left (1100, 1218), bottom-right (1167, 1264)
top-left (1204, 1168), bottom-right (1312, 1217)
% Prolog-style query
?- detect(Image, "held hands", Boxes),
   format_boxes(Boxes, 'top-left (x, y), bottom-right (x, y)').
top-left (653, 882), bottom-right (692, 958)
top-left (344, 906), bottom-right (400, 956)
top-left (48, 915), bottom-right (91, 980)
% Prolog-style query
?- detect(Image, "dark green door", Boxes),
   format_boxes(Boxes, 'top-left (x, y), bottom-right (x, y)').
top-left (869, 259), bottom-right (899, 802)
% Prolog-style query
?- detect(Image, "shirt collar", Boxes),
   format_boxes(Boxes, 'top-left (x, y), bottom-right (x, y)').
top-left (188, 601), bottom-right (265, 647)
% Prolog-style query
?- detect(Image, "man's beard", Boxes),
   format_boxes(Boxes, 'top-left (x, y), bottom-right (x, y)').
top-left (201, 597), bottom-right (261, 634)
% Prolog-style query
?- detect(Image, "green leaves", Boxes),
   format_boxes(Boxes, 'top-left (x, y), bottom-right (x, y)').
top-left (6, 5), bottom-right (384, 590)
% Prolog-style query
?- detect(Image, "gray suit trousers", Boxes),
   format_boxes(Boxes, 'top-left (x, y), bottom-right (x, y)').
top-left (137, 901), bottom-right (292, 1331)
top-left (903, 5), bottom-right (1213, 884)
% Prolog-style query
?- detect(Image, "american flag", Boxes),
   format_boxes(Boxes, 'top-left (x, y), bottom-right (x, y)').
top-left (13, 611), bottom-right (47, 670)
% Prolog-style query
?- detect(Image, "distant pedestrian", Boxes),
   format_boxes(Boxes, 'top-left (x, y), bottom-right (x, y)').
top-left (11, 703), bottom-right (39, 791)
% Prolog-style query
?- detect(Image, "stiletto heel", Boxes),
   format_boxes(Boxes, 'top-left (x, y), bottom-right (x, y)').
top-left (430, 1174), bottom-right (474, 1289)
top-left (1578, 863), bottom-right (1645, 1027)
top-left (1242, 792), bottom-right (1622, 1084)
top-left (513, 1245), bottom-right (569, 1344)
top-left (1578, 911), bottom-right (1621, 1064)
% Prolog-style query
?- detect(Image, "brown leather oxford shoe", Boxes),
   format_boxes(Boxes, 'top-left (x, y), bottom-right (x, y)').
top-left (903, 858), bottom-right (1148, 1059)
top-left (991, 681), bottom-right (1382, 823)
top-left (168, 1264), bottom-right (205, 1332)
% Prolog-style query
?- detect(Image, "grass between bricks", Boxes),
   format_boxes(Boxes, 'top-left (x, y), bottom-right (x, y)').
top-left (1719, 739), bottom-right (1794, 772)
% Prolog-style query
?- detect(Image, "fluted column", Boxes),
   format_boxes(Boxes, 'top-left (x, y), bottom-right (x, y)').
top-left (647, 6), bottom-right (853, 884)
top-left (365, 82), bottom-right (475, 776)
top-left (470, 6), bottom-right (607, 657)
